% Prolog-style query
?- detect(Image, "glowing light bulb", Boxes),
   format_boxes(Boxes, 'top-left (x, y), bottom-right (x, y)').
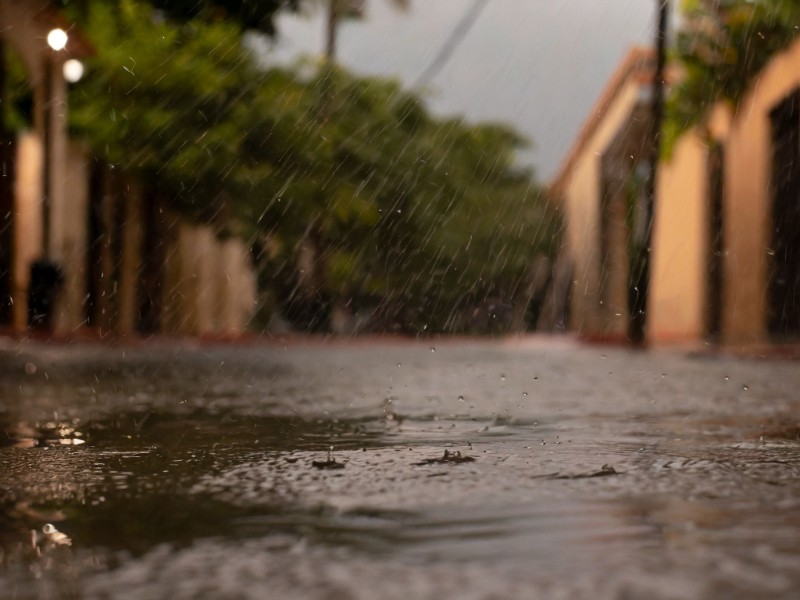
top-left (63, 59), bottom-right (84, 82)
top-left (47, 28), bottom-right (68, 51)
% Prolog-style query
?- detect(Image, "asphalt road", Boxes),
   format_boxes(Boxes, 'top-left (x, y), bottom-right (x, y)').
top-left (1, 336), bottom-right (799, 599)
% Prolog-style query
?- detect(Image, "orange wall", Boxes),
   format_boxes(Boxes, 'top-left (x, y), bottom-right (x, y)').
top-left (723, 37), bottom-right (800, 343)
top-left (652, 37), bottom-right (800, 345)
top-left (650, 130), bottom-right (709, 343)
top-left (559, 37), bottom-right (800, 346)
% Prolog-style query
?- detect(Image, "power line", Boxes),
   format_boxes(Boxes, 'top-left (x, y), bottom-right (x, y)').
top-left (412, 0), bottom-right (489, 90)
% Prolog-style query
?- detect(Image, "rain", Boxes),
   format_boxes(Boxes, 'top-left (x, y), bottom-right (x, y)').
top-left (1, 1), bottom-right (800, 599)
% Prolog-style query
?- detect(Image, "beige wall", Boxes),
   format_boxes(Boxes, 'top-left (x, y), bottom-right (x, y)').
top-left (559, 38), bottom-right (800, 346)
top-left (721, 37), bottom-right (800, 343)
top-left (53, 142), bottom-right (90, 333)
top-left (649, 130), bottom-right (709, 342)
top-left (160, 218), bottom-right (256, 337)
top-left (2, 0), bottom-right (257, 339)
top-left (11, 133), bottom-right (43, 329)
top-left (651, 38), bottom-right (800, 345)
top-left (12, 142), bottom-right (257, 338)
top-left (216, 238), bottom-right (258, 334)
top-left (562, 79), bottom-right (643, 336)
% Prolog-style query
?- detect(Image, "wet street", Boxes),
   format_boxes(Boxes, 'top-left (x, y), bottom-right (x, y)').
top-left (1, 336), bottom-right (799, 599)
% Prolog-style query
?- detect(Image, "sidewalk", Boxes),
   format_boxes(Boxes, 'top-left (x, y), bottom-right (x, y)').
top-left (1, 324), bottom-right (799, 359)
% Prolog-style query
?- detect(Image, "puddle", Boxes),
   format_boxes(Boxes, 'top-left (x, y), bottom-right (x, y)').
top-left (1, 340), bottom-right (799, 599)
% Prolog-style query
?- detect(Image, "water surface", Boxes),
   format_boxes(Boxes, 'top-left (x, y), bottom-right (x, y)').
top-left (1, 337), bottom-right (798, 599)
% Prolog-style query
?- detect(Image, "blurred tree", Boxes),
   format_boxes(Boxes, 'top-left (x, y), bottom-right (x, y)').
top-left (69, 0), bottom-right (268, 221)
top-left (319, 0), bottom-right (409, 60)
top-left (149, 0), bottom-right (300, 34)
top-left (56, 0), bottom-right (300, 34)
top-left (666, 0), bottom-right (800, 149)
top-left (240, 68), bottom-right (559, 333)
top-left (69, 0), bottom-right (558, 334)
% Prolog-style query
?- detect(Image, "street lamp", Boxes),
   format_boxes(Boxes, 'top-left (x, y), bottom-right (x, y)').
top-left (46, 28), bottom-right (68, 52)
top-left (42, 27), bottom-right (69, 257)
top-left (63, 59), bottom-right (84, 83)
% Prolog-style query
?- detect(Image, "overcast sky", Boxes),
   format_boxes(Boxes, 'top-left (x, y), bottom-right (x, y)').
top-left (262, 0), bottom-right (660, 181)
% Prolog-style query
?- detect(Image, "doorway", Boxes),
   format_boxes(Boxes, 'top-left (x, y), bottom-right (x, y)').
top-left (769, 90), bottom-right (800, 337)
top-left (706, 142), bottom-right (725, 339)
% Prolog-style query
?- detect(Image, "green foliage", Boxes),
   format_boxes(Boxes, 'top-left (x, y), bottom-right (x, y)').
top-left (1, 46), bottom-right (34, 133)
top-left (56, 0), bottom-right (297, 34)
top-left (149, 0), bottom-right (299, 33)
top-left (69, 0), bottom-right (558, 333)
top-left (248, 68), bottom-right (557, 332)
top-left (70, 0), bottom-right (297, 221)
top-left (666, 0), bottom-right (800, 151)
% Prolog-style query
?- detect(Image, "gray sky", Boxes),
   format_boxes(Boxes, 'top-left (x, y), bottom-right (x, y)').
top-left (264, 0), bottom-right (658, 181)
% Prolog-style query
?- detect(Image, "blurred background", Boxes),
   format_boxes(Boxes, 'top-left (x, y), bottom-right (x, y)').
top-left (3, 4), bottom-right (800, 598)
top-left (0, 0), bottom-right (798, 346)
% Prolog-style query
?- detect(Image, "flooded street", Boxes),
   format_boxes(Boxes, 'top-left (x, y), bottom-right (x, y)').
top-left (1, 337), bottom-right (799, 599)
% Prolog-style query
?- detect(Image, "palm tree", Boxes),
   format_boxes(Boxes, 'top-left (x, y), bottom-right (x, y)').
top-left (284, 0), bottom-right (409, 331)
top-left (324, 0), bottom-right (409, 60)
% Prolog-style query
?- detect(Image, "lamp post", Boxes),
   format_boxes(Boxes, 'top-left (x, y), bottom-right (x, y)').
top-left (42, 27), bottom-right (67, 258)
top-left (47, 28), bottom-right (68, 52)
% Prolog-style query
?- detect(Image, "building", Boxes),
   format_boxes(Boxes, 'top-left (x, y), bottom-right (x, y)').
top-left (0, 0), bottom-right (257, 338)
top-left (0, 0), bottom-right (92, 331)
top-left (550, 48), bottom-right (655, 343)
top-left (662, 35), bottom-right (800, 344)
top-left (552, 40), bottom-right (800, 345)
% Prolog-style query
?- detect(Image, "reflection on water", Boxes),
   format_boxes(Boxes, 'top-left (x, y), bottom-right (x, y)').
top-left (1, 339), bottom-right (799, 599)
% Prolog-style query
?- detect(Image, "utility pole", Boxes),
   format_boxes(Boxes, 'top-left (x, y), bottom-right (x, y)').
top-left (325, 0), bottom-right (339, 61)
top-left (629, 0), bottom-right (670, 346)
